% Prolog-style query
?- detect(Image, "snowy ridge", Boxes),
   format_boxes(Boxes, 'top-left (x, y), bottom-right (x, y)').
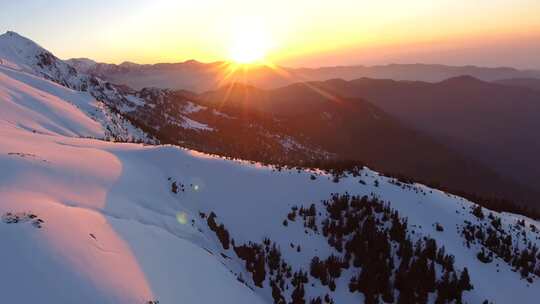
top-left (0, 31), bottom-right (83, 90)
top-left (0, 31), bottom-right (157, 143)
top-left (0, 65), bottom-right (104, 137)
top-left (179, 116), bottom-right (213, 131)
top-left (0, 64), bottom-right (153, 142)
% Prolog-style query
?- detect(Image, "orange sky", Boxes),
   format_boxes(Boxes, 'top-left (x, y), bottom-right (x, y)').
top-left (1, 0), bottom-right (540, 68)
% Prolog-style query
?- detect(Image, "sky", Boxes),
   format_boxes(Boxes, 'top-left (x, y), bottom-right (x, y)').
top-left (1, 0), bottom-right (540, 68)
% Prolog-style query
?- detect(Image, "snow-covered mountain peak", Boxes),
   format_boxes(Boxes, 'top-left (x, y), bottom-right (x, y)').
top-left (1, 33), bottom-right (162, 135)
top-left (1, 30), bottom-right (44, 48)
top-left (0, 31), bottom-right (85, 90)
top-left (0, 32), bottom-right (157, 143)
top-left (0, 31), bottom-right (50, 70)
top-left (1, 30), bottom-right (41, 46)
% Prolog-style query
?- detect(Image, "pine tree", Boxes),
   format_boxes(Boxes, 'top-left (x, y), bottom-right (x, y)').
top-left (426, 261), bottom-right (437, 292)
top-left (291, 284), bottom-right (306, 304)
top-left (270, 280), bottom-right (286, 304)
top-left (472, 205), bottom-right (484, 219)
top-left (458, 268), bottom-right (473, 291)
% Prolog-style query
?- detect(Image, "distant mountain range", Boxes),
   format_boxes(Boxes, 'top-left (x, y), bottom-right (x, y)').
top-left (197, 79), bottom-right (540, 208)
top-left (495, 78), bottom-right (540, 92)
top-left (303, 76), bottom-right (540, 204)
top-left (65, 51), bottom-right (540, 211)
top-left (66, 57), bottom-right (540, 92)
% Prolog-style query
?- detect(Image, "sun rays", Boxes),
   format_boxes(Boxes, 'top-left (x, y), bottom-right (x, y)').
top-left (206, 60), bottom-right (343, 117)
top-left (202, 17), bottom-right (342, 112)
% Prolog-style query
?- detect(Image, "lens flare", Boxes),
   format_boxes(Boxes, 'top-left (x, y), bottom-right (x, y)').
top-left (176, 212), bottom-right (188, 225)
top-left (189, 177), bottom-right (205, 192)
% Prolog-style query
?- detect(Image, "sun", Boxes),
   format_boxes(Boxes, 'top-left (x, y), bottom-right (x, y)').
top-left (228, 25), bottom-right (270, 64)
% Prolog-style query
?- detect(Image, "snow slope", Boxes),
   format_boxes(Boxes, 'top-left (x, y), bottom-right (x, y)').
top-left (2, 110), bottom-right (540, 303)
top-left (0, 31), bottom-right (85, 89)
top-left (0, 64), bottom-right (153, 142)
top-left (0, 127), bottom-right (265, 303)
top-left (0, 31), bottom-right (160, 143)
top-left (0, 65), bottom-right (104, 137)
top-left (0, 32), bottom-right (155, 143)
top-left (1, 31), bottom-right (540, 304)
